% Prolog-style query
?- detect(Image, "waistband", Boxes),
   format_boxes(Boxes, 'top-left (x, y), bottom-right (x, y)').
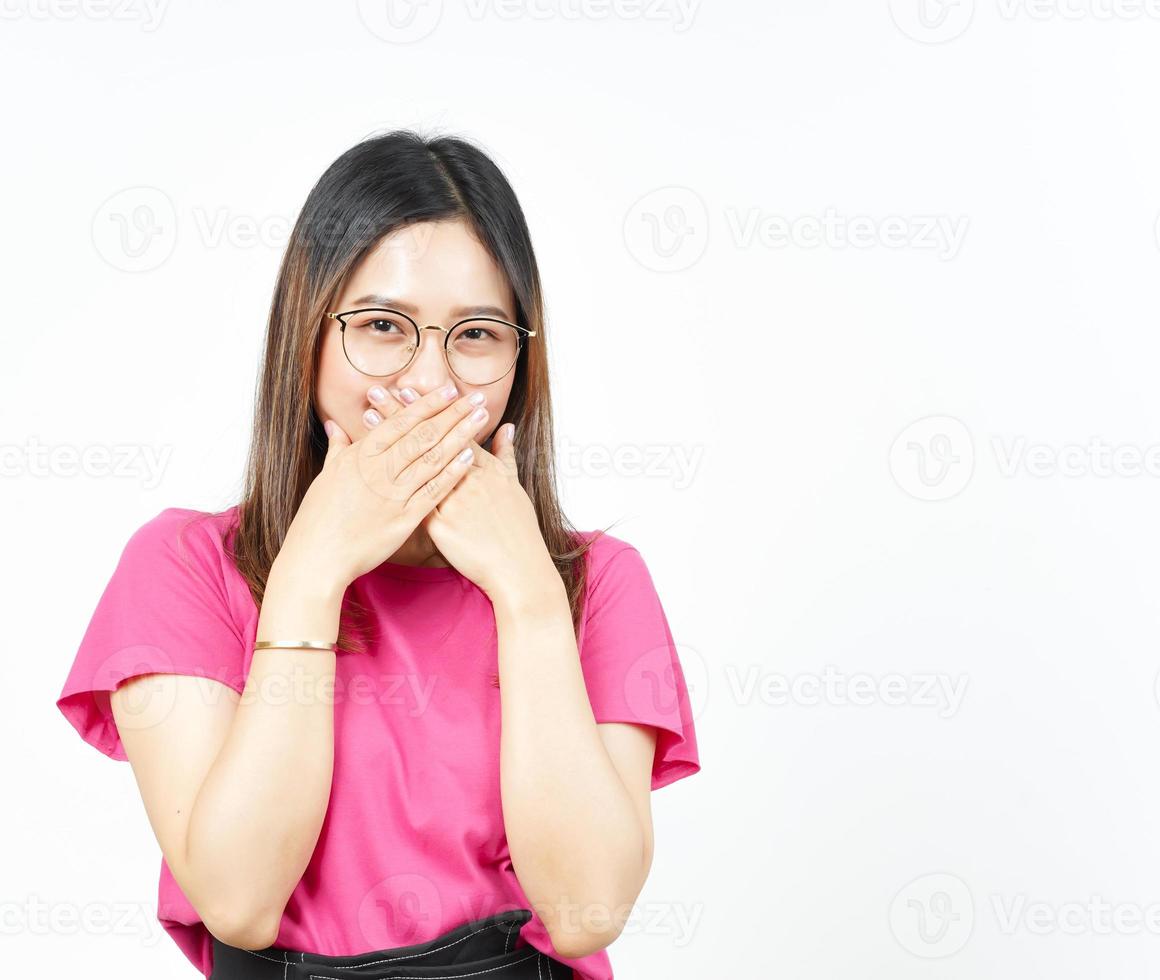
top-left (209, 909), bottom-right (572, 980)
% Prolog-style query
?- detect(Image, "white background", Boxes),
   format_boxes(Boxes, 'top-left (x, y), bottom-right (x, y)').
top-left (7, 0), bottom-right (1160, 977)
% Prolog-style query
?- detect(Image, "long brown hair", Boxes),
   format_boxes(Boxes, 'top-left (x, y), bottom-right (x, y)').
top-left (226, 129), bottom-right (607, 658)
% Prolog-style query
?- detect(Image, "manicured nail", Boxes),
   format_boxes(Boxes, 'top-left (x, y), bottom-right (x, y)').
top-left (398, 387), bottom-right (418, 404)
top-left (456, 447), bottom-right (474, 464)
top-left (363, 409), bottom-right (382, 427)
top-left (442, 382), bottom-right (459, 400)
top-left (468, 392), bottom-right (486, 406)
top-left (504, 423), bottom-right (516, 442)
top-left (470, 407), bottom-right (486, 422)
top-left (323, 419), bottom-right (336, 438)
top-left (368, 386), bottom-right (386, 403)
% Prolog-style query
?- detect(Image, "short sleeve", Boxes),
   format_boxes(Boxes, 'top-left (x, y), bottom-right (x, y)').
top-left (55, 507), bottom-right (248, 762)
top-left (578, 540), bottom-right (701, 791)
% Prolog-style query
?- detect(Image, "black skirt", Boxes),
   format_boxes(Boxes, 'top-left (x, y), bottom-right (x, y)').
top-left (209, 908), bottom-right (574, 979)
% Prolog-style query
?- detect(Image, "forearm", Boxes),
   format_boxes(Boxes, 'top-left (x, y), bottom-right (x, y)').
top-left (184, 553), bottom-right (345, 947)
top-left (494, 583), bottom-right (647, 960)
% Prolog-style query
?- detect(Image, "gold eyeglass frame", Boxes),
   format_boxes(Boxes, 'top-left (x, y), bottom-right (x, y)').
top-left (325, 307), bottom-right (537, 386)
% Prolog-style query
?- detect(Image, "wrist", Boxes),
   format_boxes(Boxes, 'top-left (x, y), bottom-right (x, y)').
top-left (259, 559), bottom-right (346, 654)
top-left (489, 573), bottom-right (569, 622)
top-left (269, 549), bottom-right (349, 607)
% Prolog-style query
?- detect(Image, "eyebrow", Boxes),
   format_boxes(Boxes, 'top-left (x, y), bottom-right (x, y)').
top-left (347, 293), bottom-right (514, 321)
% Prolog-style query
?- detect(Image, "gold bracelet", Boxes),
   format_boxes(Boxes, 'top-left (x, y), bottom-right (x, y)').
top-left (253, 639), bottom-right (337, 652)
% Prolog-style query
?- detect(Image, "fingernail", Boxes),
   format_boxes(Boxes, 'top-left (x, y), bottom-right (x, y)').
top-left (468, 392), bottom-right (486, 406)
top-left (363, 409), bottom-right (382, 427)
top-left (504, 423), bottom-right (516, 441)
top-left (323, 419), bottom-right (336, 438)
top-left (442, 382), bottom-right (458, 400)
top-left (368, 386), bottom-right (386, 403)
top-left (398, 387), bottom-right (418, 404)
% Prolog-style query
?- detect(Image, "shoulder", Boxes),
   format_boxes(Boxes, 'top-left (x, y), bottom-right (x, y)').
top-left (128, 504), bottom-right (240, 547)
top-left (120, 505), bottom-right (241, 574)
top-left (57, 505), bottom-right (249, 761)
top-left (574, 528), bottom-right (661, 618)
top-left (576, 528), bottom-right (643, 578)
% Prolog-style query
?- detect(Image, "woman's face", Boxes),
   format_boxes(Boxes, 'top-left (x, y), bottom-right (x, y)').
top-left (316, 218), bottom-right (518, 447)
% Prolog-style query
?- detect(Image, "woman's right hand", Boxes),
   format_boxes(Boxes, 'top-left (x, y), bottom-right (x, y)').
top-left (279, 383), bottom-right (492, 590)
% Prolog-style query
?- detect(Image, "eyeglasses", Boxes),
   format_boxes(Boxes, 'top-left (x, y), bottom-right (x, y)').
top-left (325, 307), bottom-right (536, 386)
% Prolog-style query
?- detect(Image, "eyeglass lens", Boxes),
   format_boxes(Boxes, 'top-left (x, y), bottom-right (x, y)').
top-left (342, 311), bottom-right (521, 385)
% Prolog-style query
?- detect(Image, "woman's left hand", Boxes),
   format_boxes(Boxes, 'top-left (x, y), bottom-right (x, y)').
top-left (422, 423), bottom-right (557, 603)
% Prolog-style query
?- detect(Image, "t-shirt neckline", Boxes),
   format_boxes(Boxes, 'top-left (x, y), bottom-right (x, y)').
top-left (371, 559), bottom-right (465, 582)
top-left (219, 505), bottom-right (465, 583)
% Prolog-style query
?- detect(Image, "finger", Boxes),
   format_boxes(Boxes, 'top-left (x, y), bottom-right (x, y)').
top-left (322, 417), bottom-right (351, 466)
top-left (404, 441), bottom-right (476, 517)
top-left (465, 437), bottom-right (487, 468)
top-left (363, 384), bottom-right (406, 430)
top-left (396, 403), bottom-right (492, 488)
top-left (492, 422), bottom-right (518, 475)
top-left (361, 383), bottom-right (470, 459)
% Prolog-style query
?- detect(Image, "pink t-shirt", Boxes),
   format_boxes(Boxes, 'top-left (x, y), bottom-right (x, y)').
top-left (56, 505), bottom-right (701, 980)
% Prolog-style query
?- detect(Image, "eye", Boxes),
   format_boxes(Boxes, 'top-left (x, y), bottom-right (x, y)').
top-left (369, 319), bottom-right (402, 335)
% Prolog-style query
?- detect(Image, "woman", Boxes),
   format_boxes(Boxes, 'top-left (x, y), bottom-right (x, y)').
top-left (56, 129), bottom-right (701, 980)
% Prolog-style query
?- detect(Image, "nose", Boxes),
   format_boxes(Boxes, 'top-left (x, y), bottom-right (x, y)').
top-left (393, 326), bottom-right (458, 398)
